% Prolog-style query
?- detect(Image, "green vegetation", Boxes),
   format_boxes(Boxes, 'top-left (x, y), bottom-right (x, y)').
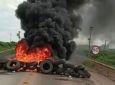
top-left (7, 49), bottom-right (15, 54)
top-left (89, 50), bottom-right (115, 68)
top-left (0, 41), bottom-right (16, 52)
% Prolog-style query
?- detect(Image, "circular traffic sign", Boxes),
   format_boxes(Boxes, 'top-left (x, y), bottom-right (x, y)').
top-left (91, 46), bottom-right (100, 55)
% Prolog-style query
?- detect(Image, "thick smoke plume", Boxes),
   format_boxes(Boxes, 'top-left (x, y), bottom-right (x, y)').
top-left (80, 0), bottom-right (115, 46)
top-left (16, 0), bottom-right (87, 60)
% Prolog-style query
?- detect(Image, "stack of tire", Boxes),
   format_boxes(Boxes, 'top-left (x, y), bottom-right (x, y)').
top-left (39, 59), bottom-right (91, 78)
top-left (5, 60), bottom-right (20, 71)
top-left (5, 59), bottom-right (91, 78)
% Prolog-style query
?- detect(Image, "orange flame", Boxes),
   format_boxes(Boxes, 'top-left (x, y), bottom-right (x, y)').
top-left (15, 39), bottom-right (52, 63)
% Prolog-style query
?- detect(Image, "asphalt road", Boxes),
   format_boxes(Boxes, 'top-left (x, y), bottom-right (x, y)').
top-left (0, 51), bottom-right (115, 85)
top-left (0, 71), bottom-right (115, 85)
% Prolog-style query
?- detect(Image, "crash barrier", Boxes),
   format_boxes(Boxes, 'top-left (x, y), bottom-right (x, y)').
top-left (86, 59), bottom-right (115, 81)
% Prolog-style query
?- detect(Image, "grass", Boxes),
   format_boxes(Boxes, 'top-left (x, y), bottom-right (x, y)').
top-left (0, 41), bottom-right (15, 57)
top-left (88, 50), bottom-right (115, 68)
top-left (7, 49), bottom-right (15, 54)
top-left (0, 41), bottom-right (16, 52)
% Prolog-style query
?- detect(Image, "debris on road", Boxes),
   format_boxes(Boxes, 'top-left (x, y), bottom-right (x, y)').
top-left (1, 59), bottom-right (91, 78)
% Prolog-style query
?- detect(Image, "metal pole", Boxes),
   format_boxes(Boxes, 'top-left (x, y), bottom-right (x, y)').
top-left (88, 27), bottom-right (94, 52)
top-left (104, 40), bottom-right (107, 50)
top-left (10, 33), bottom-right (12, 42)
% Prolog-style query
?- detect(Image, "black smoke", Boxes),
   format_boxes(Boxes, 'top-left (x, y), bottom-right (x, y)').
top-left (80, 0), bottom-right (115, 45)
top-left (16, 0), bottom-right (86, 60)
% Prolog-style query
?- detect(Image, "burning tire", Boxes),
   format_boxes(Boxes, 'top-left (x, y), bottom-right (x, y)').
top-left (39, 60), bottom-right (53, 74)
top-left (6, 60), bottom-right (20, 71)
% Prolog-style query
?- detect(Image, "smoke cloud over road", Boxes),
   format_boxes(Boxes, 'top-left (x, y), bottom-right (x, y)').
top-left (16, 0), bottom-right (87, 60)
top-left (80, 0), bottom-right (115, 46)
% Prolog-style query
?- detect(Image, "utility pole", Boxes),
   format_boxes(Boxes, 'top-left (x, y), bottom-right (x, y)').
top-left (104, 40), bottom-right (107, 50)
top-left (9, 33), bottom-right (12, 42)
top-left (88, 27), bottom-right (94, 52)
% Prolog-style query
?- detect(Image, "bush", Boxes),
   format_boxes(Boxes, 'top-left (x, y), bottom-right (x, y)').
top-left (0, 41), bottom-right (16, 52)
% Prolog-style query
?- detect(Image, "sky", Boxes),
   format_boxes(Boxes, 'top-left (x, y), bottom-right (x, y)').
top-left (0, 0), bottom-right (25, 42)
top-left (0, 0), bottom-right (87, 44)
top-left (0, 0), bottom-right (92, 45)
top-left (0, 0), bottom-right (114, 48)
top-left (76, 0), bottom-right (115, 47)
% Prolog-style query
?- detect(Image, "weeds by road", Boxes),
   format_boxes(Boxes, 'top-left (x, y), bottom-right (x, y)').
top-left (0, 41), bottom-right (15, 52)
top-left (85, 50), bottom-right (115, 68)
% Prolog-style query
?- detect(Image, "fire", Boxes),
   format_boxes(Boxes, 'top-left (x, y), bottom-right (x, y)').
top-left (15, 39), bottom-right (52, 63)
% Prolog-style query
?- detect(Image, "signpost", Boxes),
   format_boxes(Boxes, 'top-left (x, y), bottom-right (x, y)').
top-left (91, 45), bottom-right (100, 59)
top-left (92, 45), bottom-right (100, 55)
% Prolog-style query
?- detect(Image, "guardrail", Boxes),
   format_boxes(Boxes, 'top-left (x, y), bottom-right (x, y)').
top-left (85, 59), bottom-right (115, 81)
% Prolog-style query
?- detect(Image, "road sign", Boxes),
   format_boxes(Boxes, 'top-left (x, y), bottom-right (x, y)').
top-left (91, 46), bottom-right (100, 55)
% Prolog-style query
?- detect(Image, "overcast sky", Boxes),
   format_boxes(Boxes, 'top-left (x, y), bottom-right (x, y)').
top-left (0, 0), bottom-right (86, 44)
top-left (0, 0), bottom-right (25, 42)
top-left (0, 0), bottom-right (113, 47)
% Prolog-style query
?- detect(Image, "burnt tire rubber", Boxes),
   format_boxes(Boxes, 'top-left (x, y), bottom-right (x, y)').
top-left (78, 70), bottom-right (91, 78)
top-left (53, 60), bottom-right (65, 73)
top-left (74, 65), bottom-right (85, 73)
top-left (55, 60), bottom-right (65, 65)
top-left (56, 68), bottom-right (65, 75)
top-left (82, 70), bottom-right (91, 78)
top-left (6, 60), bottom-right (20, 71)
top-left (39, 60), bottom-right (53, 74)
top-left (63, 63), bottom-right (75, 71)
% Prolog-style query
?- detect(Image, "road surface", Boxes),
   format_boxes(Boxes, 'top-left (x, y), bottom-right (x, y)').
top-left (0, 51), bottom-right (115, 85)
top-left (0, 71), bottom-right (115, 85)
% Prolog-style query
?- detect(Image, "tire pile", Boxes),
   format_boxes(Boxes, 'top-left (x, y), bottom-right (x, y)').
top-left (4, 59), bottom-right (91, 78)
top-left (40, 60), bottom-right (91, 78)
